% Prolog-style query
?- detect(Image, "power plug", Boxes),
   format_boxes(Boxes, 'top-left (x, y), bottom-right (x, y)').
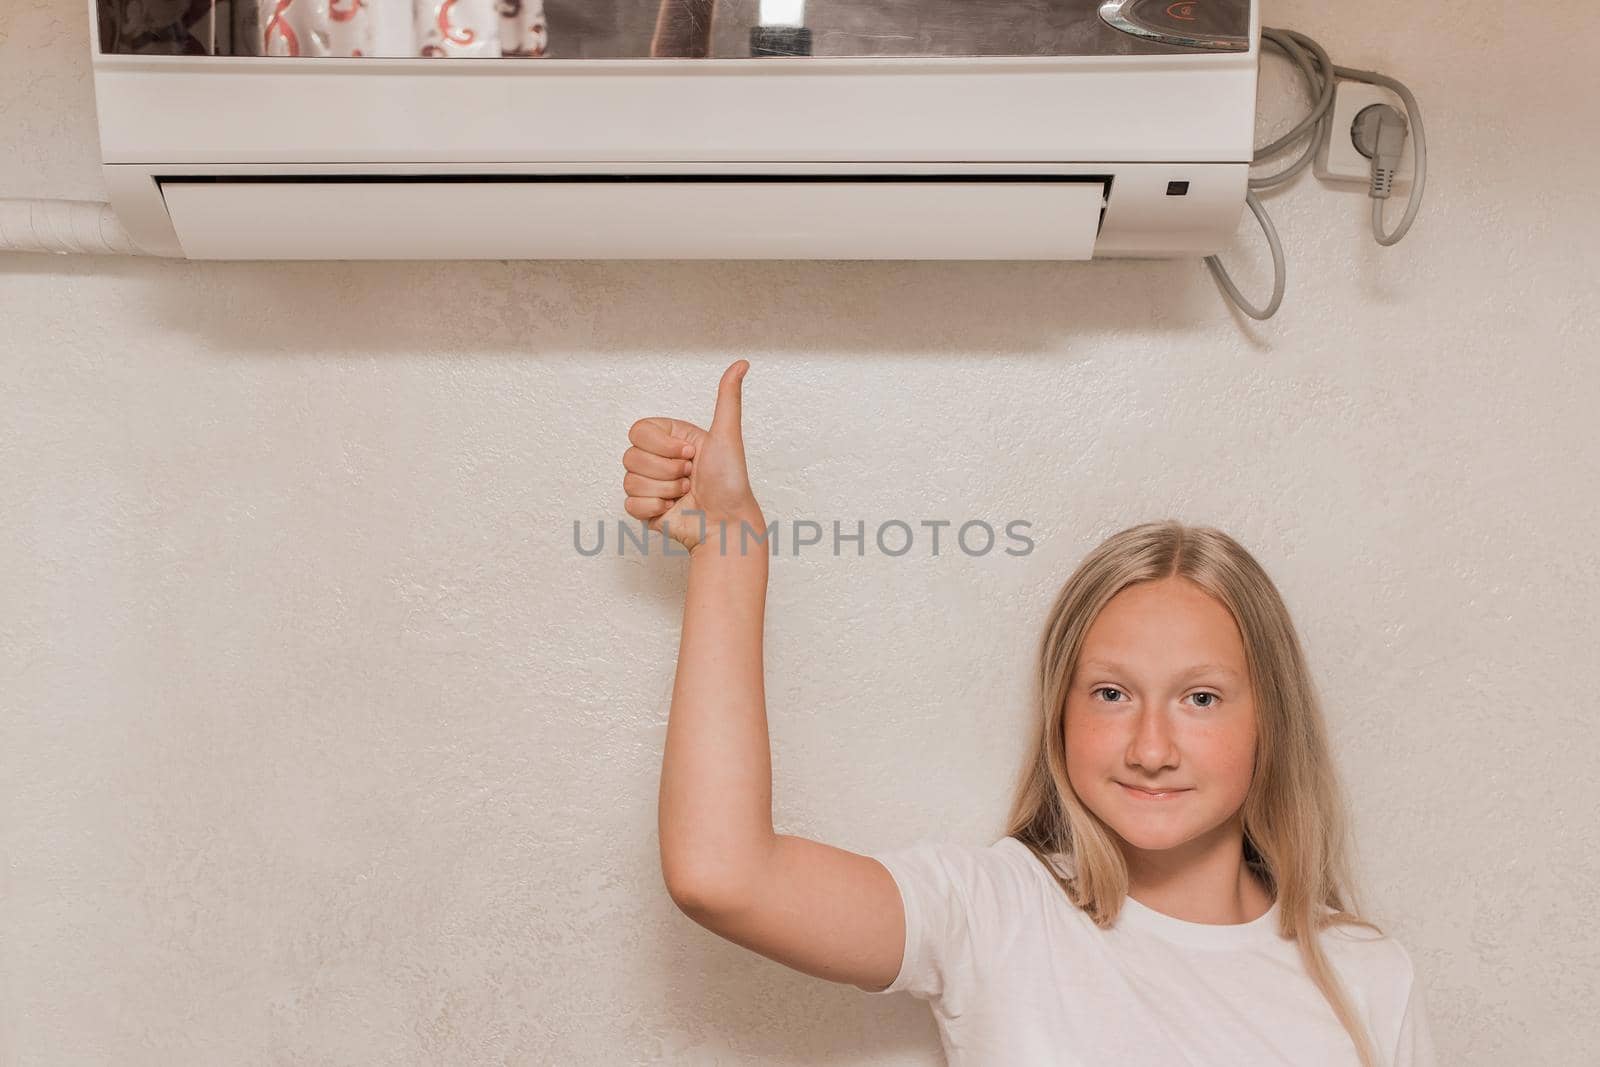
top-left (1313, 82), bottom-right (1416, 187)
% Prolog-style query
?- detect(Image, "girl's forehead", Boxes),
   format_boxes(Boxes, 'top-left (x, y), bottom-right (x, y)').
top-left (1083, 581), bottom-right (1246, 657)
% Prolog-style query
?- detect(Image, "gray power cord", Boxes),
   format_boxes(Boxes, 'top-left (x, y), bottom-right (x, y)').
top-left (1205, 26), bottom-right (1429, 319)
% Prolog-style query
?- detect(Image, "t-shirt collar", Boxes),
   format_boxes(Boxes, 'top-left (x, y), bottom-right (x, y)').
top-left (1038, 845), bottom-right (1285, 951)
top-left (1115, 888), bottom-right (1284, 951)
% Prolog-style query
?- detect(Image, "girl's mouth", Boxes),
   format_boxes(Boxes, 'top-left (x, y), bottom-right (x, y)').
top-left (1118, 782), bottom-right (1192, 800)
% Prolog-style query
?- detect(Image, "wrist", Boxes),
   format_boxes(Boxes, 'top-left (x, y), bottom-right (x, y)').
top-left (688, 506), bottom-right (769, 559)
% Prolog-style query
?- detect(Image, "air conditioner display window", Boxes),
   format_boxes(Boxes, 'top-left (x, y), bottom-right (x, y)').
top-left (94, 0), bottom-right (1250, 59)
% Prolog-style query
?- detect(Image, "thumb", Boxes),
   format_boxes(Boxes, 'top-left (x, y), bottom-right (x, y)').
top-left (708, 359), bottom-right (748, 441)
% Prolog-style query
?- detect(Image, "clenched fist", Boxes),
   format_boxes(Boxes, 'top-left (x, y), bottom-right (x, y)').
top-left (623, 359), bottom-right (762, 554)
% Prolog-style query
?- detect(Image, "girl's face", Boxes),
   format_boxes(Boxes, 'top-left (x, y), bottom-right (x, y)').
top-left (1063, 577), bottom-right (1258, 856)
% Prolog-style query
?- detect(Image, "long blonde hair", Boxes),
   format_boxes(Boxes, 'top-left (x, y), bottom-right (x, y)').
top-left (1004, 520), bottom-right (1386, 1067)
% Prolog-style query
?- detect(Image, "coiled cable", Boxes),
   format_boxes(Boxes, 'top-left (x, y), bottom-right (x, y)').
top-left (1206, 27), bottom-right (1428, 319)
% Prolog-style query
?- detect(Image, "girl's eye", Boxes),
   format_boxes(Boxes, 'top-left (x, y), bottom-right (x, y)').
top-left (1190, 692), bottom-right (1219, 709)
top-left (1093, 687), bottom-right (1125, 703)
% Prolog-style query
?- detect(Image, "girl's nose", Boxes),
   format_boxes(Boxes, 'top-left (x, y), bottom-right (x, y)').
top-left (1127, 708), bottom-right (1180, 771)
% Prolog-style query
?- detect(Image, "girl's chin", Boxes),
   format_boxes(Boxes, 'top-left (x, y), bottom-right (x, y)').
top-left (1113, 829), bottom-right (1194, 852)
top-left (1101, 812), bottom-right (1201, 852)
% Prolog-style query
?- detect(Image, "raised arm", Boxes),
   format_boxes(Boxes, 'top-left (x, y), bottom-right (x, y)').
top-left (650, 0), bottom-right (716, 58)
top-left (627, 360), bottom-right (907, 992)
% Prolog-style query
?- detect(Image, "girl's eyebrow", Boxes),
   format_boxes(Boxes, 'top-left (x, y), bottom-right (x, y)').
top-left (1081, 660), bottom-right (1242, 680)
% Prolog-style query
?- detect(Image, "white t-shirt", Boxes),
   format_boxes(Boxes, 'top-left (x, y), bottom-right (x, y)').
top-left (859, 835), bottom-right (1436, 1067)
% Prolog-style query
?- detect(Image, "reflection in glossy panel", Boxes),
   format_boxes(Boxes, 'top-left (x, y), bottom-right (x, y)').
top-left (95, 0), bottom-right (1249, 59)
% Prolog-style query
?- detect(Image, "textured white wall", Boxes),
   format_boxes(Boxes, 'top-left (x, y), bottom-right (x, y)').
top-left (2, 1), bottom-right (1597, 1064)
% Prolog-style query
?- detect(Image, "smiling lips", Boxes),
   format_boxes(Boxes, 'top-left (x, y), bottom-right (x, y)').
top-left (1118, 782), bottom-right (1192, 800)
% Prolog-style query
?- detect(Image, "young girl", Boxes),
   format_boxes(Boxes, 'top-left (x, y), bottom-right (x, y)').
top-left (627, 359), bottom-right (1437, 1067)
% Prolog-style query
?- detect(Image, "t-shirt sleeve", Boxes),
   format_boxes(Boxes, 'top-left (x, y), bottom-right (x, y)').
top-left (1390, 945), bottom-right (1439, 1067)
top-left (854, 838), bottom-right (992, 1007)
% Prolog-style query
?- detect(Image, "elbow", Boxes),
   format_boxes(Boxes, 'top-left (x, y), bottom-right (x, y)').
top-left (661, 861), bottom-right (748, 918)
top-left (665, 881), bottom-right (715, 919)
top-left (661, 853), bottom-right (708, 912)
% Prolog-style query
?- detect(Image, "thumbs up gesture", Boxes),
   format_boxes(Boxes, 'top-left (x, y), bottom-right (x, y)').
top-left (623, 359), bottom-right (761, 554)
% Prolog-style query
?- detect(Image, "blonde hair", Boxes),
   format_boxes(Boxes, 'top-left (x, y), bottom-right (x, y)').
top-left (1004, 520), bottom-right (1386, 1067)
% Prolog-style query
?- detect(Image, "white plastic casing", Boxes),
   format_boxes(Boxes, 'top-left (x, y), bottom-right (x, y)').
top-left (88, 2), bottom-right (1262, 261)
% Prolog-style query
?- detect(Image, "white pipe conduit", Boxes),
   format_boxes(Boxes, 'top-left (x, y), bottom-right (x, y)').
top-left (0, 199), bottom-right (148, 255)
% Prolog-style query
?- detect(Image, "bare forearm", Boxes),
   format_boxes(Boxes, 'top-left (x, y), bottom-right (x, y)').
top-left (658, 509), bottom-right (774, 897)
top-left (651, 0), bottom-right (716, 58)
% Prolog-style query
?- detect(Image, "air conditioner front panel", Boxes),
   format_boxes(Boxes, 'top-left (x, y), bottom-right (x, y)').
top-left (92, 57), bottom-right (1259, 166)
top-left (157, 177), bottom-right (1109, 260)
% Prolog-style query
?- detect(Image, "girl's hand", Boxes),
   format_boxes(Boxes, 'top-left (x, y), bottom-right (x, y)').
top-left (623, 359), bottom-right (760, 553)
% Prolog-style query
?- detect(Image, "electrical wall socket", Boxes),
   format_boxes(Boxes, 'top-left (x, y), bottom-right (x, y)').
top-left (1314, 82), bottom-right (1417, 187)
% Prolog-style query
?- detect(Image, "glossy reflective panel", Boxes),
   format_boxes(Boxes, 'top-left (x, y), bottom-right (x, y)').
top-left (96, 0), bottom-right (1249, 59)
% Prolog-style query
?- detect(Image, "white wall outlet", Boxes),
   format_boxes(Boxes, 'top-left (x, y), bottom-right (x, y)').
top-left (1314, 82), bottom-right (1417, 188)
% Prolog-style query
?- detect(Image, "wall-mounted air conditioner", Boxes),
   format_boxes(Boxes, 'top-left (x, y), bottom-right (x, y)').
top-left (88, 0), bottom-right (1260, 261)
